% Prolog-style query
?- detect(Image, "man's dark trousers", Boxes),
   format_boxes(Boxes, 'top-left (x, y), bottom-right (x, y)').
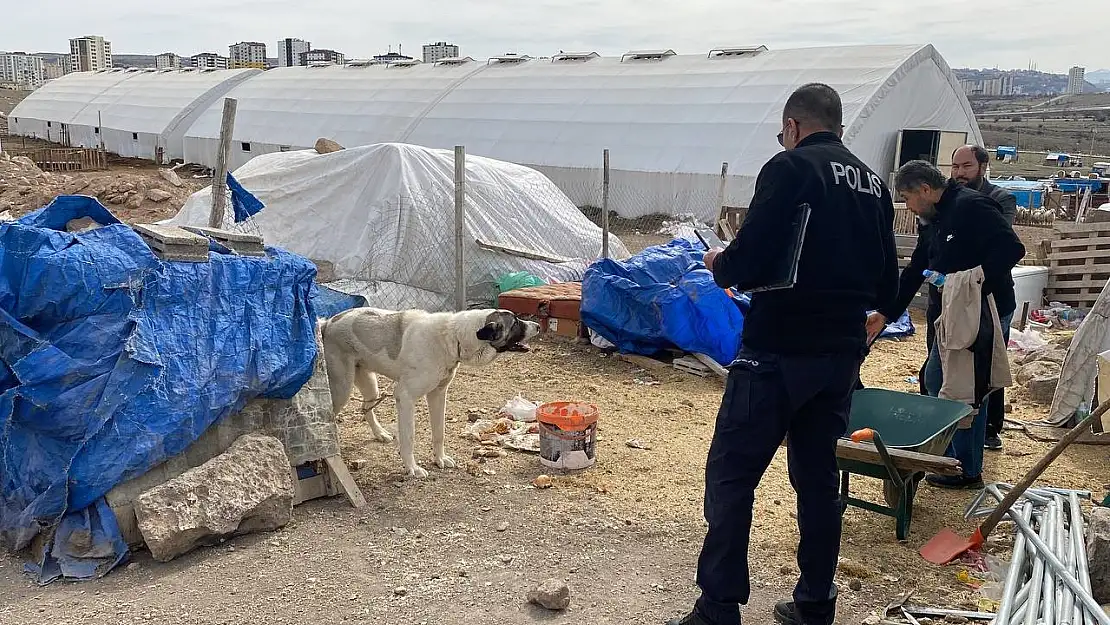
top-left (694, 347), bottom-right (863, 625)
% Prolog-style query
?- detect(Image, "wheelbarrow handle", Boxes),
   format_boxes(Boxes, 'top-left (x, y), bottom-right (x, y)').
top-left (848, 428), bottom-right (904, 490)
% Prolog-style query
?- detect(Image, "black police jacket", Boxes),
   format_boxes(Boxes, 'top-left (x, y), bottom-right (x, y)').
top-left (878, 180), bottom-right (1026, 324)
top-left (712, 132), bottom-right (899, 356)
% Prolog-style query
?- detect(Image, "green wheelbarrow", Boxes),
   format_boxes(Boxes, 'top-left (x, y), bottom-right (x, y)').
top-left (837, 388), bottom-right (973, 540)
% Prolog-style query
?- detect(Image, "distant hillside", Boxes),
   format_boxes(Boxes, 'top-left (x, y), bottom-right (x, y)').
top-left (113, 54), bottom-right (157, 68)
top-left (954, 68), bottom-right (1101, 94)
top-left (1087, 69), bottom-right (1110, 85)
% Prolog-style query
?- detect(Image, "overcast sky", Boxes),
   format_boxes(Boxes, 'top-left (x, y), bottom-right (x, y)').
top-left (1, 0), bottom-right (1101, 73)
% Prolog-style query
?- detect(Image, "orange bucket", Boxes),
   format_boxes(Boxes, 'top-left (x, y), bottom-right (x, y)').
top-left (537, 401), bottom-right (599, 470)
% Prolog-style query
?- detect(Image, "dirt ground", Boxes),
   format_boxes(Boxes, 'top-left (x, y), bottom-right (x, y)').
top-left (1, 311), bottom-right (1107, 624)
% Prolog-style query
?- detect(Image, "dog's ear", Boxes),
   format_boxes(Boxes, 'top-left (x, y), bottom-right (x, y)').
top-left (476, 322), bottom-right (501, 342)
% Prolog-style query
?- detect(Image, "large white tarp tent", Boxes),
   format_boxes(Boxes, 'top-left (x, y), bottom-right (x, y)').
top-left (8, 68), bottom-right (258, 162)
top-left (167, 143), bottom-right (628, 311)
top-left (181, 44), bottom-right (980, 221)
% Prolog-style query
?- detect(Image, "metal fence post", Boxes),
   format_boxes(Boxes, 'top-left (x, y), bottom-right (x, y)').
top-left (601, 148), bottom-right (610, 259)
top-left (454, 145), bottom-right (466, 311)
top-left (716, 161), bottom-right (729, 222)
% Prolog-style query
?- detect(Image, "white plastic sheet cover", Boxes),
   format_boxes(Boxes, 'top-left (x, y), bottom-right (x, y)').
top-left (168, 142), bottom-right (628, 311)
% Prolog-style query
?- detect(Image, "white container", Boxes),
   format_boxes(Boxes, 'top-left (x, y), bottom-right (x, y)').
top-left (1011, 265), bottom-right (1049, 324)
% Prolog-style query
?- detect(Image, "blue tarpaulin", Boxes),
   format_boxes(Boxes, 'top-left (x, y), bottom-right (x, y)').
top-left (0, 196), bottom-right (319, 583)
top-left (878, 310), bottom-right (915, 339)
top-left (581, 238), bottom-right (744, 366)
top-left (227, 171), bottom-right (264, 223)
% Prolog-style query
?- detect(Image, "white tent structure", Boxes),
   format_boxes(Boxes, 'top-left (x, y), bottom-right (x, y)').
top-left (167, 143), bottom-right (629, 311)
top-left (8, 68), bottom-right (258, 163)
top-left (180, 44), bottom-right (980, 221)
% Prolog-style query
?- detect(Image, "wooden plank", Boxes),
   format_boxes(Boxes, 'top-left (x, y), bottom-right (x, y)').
top-left (1048, 279), bottom-right (1110, 289)
top-left (693, 352), bottom-right (729, 378)
top-left (835, 440), bottom-right (963, 476)
top-left (1048, 249), bottom-right (1110, 261)
top-left (323, 455), bottom-right (366, 509)
top-left (616, 353), bottom-right (672, 372)
top-left (475, 238), bottom-right (572, 264)
top-left (1054, 222), bottom-right (1110, 234)
top-left (1051, 236), bottom-right (1110, 249)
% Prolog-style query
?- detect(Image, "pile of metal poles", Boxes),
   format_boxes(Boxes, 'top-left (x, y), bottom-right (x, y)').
top-left (964, 483), bottom-right (1108, 625)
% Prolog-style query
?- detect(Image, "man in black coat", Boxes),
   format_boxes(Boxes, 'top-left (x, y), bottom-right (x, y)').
top-left (866, 160), bottom-right (1025, 489)
top-left (669, 83), bottom-right (898, 625)
top-left (951, 145), bottom-right (1018, 451)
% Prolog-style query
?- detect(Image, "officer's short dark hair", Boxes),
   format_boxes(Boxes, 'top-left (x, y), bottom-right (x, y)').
top-left (783, 83), bottom-right (842, 132)
top-left (894, 160), bottom-right (947, 193)
top-left (951, 144), bottom-right (990, 165)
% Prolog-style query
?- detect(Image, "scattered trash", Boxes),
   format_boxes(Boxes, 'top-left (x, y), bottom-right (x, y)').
top-left (1008, 327), bottom-right (1049, 352)
top-left (500, 394), bottom-right (539, 422)
top-left (625, 438), bottom-right (652, 450)
top-left (496, 271), bottom-right (546, 294)
top-left (462, 418), bottom-right (541, 454)
top-left (906, 376), bottom-right (919, 385)
top-left (527, 578), bottom-right (571, 611)
top-left (632, 377), bottom-right (661, 386)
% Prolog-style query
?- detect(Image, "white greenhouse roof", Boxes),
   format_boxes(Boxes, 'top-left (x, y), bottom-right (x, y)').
top-left (10, 68), bottom-right (260, 134)
top-left (181, 44), bottom-right (980, 178)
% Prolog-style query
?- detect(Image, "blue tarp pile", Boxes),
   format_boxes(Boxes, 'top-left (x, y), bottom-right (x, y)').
top-left (0, 196), bottom-right (319, 584)
top-left (581, 238), bottom-right (745, 366)
top-left (580, 238), bottom-right (913, 366)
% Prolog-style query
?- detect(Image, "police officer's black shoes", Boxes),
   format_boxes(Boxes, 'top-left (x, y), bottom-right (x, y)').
top-left (925, 473), bottom-right (985, 490)
top-left (773, 601), bottom-right (801, 625)
top-left (984, 434), bottom-right (1003, 450)
top-left (665, 611), bottom-right (712, 625)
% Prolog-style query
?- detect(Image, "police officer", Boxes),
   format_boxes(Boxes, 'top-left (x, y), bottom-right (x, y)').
top-left (668, 83), bottom-right (899, 625)
top-left (950, 145), bottom-right (1018, 451)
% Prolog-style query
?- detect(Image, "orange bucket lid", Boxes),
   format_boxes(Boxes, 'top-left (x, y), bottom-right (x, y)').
top-left (537, 401), bottom-right (598, 430)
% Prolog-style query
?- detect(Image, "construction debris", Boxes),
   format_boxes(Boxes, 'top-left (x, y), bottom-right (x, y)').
top-left (962, 483), bottom-right (1109, 625)
top-left (133, 434), bottom-right (294, 563)
top-left (133, 223), bottom-right (211, 262)
top-left (182, 225), bottom-right (266, 256)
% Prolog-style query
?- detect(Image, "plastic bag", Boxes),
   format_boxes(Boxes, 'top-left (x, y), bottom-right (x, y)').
top-left (496, 272), bottom-right (545, 293)
top-left (1009, 327), bottom-right (1049, 352)
top-left (500, 394), bottom-right (539, 422)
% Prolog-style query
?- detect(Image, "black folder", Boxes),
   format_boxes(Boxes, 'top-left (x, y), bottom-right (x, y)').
top-left (748, 202), bottom-right (811, 292)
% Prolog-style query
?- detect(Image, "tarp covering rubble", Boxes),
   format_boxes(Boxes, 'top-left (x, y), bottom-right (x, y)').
top-left (582, 239), bottom-right (746, 366)
top-left (0, 196), bottom-right (319, 583)
top-left (580, 238), bottom-right (913, 367)
top-left (167, 142), bottom-right (630, 311)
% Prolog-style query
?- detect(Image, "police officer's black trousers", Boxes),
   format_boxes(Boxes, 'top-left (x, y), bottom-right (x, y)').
top-left (694, 348), bottom-right (862, 625)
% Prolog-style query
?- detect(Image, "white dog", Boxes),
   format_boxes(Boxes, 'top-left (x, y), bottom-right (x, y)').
top-left (320, 308), bottom-right (541, 478)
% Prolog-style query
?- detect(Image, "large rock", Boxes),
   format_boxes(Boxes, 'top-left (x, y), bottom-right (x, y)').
top-left (1017, 347), bottom-right (1068, 366)
top-left (1089, 507), bottom-right (1110, 604)
top-left (158, 168), bottom-right (184, 188)
top-left (314, 138), bottom-right (344, 154)
top-left (1016, 360), bottom-right (1061, 402)
top-left (147, 188), bottom-right (173, 202)
top-left (133, 433), bottom-right (294, 562)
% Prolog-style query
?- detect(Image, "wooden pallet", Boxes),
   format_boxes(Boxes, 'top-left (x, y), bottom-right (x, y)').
top-left (673, 356), bottom-right (711, 377)
top-left (1047, 222), bottom-right (1110, 309)
top-left (895, 233), bottom-right (928, 310)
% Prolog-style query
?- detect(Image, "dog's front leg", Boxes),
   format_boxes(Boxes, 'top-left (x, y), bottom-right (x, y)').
top-left (427, 382), bottom-right (455, 470)
top-left (394, 390), bottom-right (428, 479)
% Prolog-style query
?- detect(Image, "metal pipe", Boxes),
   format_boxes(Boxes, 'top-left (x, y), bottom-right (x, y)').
top-left (1060, 497), bottom-right (1076, 625)
top-left (997, 501), bottom-right (1035, 625)
top-left (1008, 507), bottom-right (1110, 625)
top-left (1069, 494), bottom-right (1096, 625)
top-left (1041, 501), bottom-right (1056, 625)
top-left (1024, 510), bottom-right (1048, 625)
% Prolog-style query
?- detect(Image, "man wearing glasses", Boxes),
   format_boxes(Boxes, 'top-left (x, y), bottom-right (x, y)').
top-left (668, 83), bottom-right (899, 625)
